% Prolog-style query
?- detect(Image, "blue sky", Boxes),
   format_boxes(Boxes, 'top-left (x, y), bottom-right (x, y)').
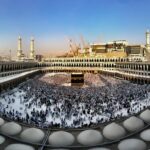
top-left (0, 0), bottom-right (150, 56)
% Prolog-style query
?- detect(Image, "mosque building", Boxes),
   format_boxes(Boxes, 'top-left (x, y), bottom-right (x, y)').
top-left (16, 30), bottom-right (150, 62)
top-left (1, 29), bottom-right (150, 150)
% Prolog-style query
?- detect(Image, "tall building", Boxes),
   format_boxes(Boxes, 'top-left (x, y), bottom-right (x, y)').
top-left (146, 29), bottom-right (150, 52)
top-left (126, 45), bottom-right (145, 61)
top-left (30, 37), bottom-right (35, 60)
top-left (17, 36), bottom-right (23, 60)
top-left (91, 40), bottom-right (128, 53)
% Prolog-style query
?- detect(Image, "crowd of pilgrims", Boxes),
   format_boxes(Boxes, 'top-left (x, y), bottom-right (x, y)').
top-left (0, 73), bottom-right (150, 128)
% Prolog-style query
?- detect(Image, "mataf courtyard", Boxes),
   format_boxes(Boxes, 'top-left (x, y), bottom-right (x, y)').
top-left (0, 64), bottom-right (150, 150)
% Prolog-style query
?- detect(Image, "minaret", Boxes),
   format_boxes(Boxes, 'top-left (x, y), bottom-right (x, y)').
top-left (17, 36), bottom-right (22, 60)
top-left (146, 29), bottom-right (150, 52)
top-left (30, 37), bottom-right (35, 59)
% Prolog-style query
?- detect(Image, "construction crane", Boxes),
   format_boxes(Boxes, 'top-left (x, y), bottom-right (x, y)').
top-left (72, 40), bottom-right (81, 56)
top-left (80, 35), bottom-right (91, 56)
top-left (68, 38), bottom-right (81, 57)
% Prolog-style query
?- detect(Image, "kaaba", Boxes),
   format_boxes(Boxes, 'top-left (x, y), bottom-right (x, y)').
top-left (71, 73), bottom-right (84, 86)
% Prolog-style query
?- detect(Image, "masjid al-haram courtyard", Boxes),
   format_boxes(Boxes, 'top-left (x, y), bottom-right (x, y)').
top-left (0, 73), bottom-right (150, 128)
top-left (1, 0), bottom-right (150, 150)
top-left (0, 31), bottom-right (150, 149)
